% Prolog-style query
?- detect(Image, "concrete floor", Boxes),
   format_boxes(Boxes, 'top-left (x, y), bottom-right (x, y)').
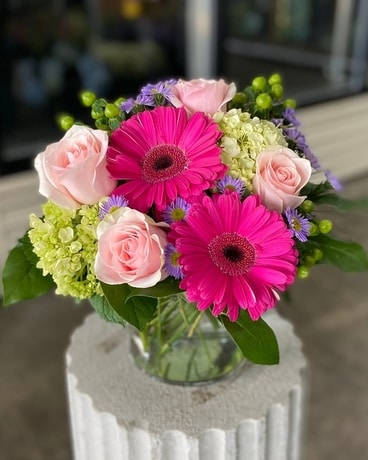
top-left (0, 173), bottom-right (367, 460)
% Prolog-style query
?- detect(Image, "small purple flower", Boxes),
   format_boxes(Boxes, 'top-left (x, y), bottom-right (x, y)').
top-left (303, 146), bottom-right (321, 170)
top-left (136, 92), bottom-right (154, 106)
top-left (272, 108), bottom-right (300, 129)
top-left (161, 197), bottom-right (191, 224)
top-left (285, 127), bottom-right (321, 170)
top-left (138, 80), bottom-right (177, 107)
top-left (285, 207), bottom-right (311, 242)
top-left (217, 176), bottom-right (245, 196)
top-left (282, 107), bottom-right (301, 127)
top-left (99, 195), bottom-right (129, 219)
top-left (284, 127), bottom-right (308, 151)
top-left (163, 243), bottom-right (183, 279)
top-left (120, 98), bottom-right (136, 113)
top-left (325, 169), bottom-right (343, 191)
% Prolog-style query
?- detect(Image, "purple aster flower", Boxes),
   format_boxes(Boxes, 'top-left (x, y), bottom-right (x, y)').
top-left (163, 243), bottom-right (183, 279)
top-left (161, 197), bottom-right (191, 224)
top-left (99, 195), bottom-right (129, 219)
top-left (284, 127), bottom-right (308, 151)
top-left (272, 108), bottom-right (300, 129)
top-left (271, 116), bottom-right (283, 127)
top-left (217, 176), bottom-right (245, 196)
top-left (285, 127), bottom-right (321, 170)
top-left (285, 207), bottom-right (311, 242)
top-left (303, 146), bottom-right (321, 170)
top-left (325, 169), bottom-right (343, 191)
top-left (120, 98), bottom-right (136, 113)
top-left (138, 80), bottom-right (177, 107)
top-left (282, 107), bottom-right (301, 127)
top-left (136, 92), bottom-right (154, 106)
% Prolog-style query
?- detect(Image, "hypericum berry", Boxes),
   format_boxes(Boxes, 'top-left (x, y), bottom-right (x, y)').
top-left (94, 117), bottom-right (109, 130)
top-left (57, 114), bottom-right (74, 131)
top-left (231, 92), bottom-right (247, 105)
top-left (268, 73), bottom-right (282, 85)
top-left (104, 103), bottom-right (120, 119)
top-left (79, 90), bottom-right (96, 107)
top-left (312, 248), bottom-right (323, 261)
top-left (305, 255), bottom-right (316, 267)
top-left (114, 97), bottom-right (125, 106)
top-left (284, 98), bottom-right (296, 109)
top-left (318, 219), bottom-right (333, 234)
top-left (297, 265), bottom-right (310, 279)
top-left (309, 222), bottom-right (319, 236)
top-left (300, 200), bottom-right (314, 213)
top-left (271, 83), bottom-right (283, 99)
top-left (91, 107), bottom-right (104, 120)
top-left (252, 76), bottom-right (267, 91)
top-left (255, 93), bottom-right (273, 110)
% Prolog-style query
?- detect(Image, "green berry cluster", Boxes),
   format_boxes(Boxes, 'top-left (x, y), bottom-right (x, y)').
top-left (297, 246), bottom-right (324, 279)
top-left (80, 90), bottom-right (126, 132)
top-left (56, 90), bottom-right (126, 133)
top-left (296, 199), bottom-right (334, 279)
top-left (229, 73), bottom-right (296, 119)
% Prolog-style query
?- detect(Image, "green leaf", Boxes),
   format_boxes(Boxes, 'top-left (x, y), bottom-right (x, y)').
top-left (301, 180), bottom-right (333, 199)
top-left (101, 282), bottom-right (157, 331)
top-left (301, 181), bottom-right (368, 211)
top-left (313, 233), bottom-right (368, 271)
top-left (313, 194), bottom-right (368, 211)
top-left (2, 233), bottom-right (55, 306)
top-left (108, 117), bottom-right (121, 131)
top-left (89, 295), bottom-right (126, 326)
top-left (221, 309), bottom-right (279, 365)
top-left (123, 296), bottom-right (158, 330)
top-left (128, 277), bottom-right (182, 300)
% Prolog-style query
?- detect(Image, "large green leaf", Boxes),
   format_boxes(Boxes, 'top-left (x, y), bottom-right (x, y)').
top-left (221, 309), bottom-right (279, 365)
top-left (89, 295), bottom-right (126, 326)
top-left (101, 282), bottom-right (157, 331)
top-left (314, 234), bottom-right (368, 271)
top-left (2, 233), bottom-right (54, 306)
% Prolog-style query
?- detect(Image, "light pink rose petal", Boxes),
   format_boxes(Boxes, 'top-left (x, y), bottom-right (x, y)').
top-left (34, 125), bottom-right (117, 209)
top-left (253, 145), bottom-right (312, 213)
top-left (171, 78), bottom-right (236, 116)
top-left (35, 150), bottom-right (79, 209)
top-left (95, 208), bottom-right (169, 288)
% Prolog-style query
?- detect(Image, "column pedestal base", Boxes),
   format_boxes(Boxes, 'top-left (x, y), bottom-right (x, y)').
top-left (66, 311), bottom-right (307, 460)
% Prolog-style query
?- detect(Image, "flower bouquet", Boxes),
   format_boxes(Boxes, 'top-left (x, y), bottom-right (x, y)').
top-left (2, 75), bottom-right (368, 384)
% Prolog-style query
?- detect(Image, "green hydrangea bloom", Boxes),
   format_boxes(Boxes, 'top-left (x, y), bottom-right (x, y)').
top-left (217, 109), bottom-right (287, 191)
top-left (28, 201), bottom-right (102, 299)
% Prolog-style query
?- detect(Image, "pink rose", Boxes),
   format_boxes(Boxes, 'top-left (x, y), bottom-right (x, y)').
top-left (253, 146), bottom-right (312, 213)
top-left (171, 78), bottom-right (236, 116)
top-left (95, 207), bottom-right (169, 288)
top-left (34, 125), bottom-right (117, 209)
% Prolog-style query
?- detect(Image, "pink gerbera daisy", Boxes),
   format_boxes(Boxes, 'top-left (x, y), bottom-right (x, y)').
top-left (170, 193), bottom-right (298, 322)
top-left (106, 106), bottom-right (226, 212)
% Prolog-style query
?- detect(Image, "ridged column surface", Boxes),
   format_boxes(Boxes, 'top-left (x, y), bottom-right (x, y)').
top-left (66, 311), bottom-right (307, 460)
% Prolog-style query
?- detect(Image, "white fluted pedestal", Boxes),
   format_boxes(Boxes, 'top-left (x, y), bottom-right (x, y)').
top-left (66, 311), bottom-right (307, 460)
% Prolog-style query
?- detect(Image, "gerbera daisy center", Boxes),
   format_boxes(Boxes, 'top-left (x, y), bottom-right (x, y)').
top-left (142, 144), bottom-right (188, 183)
top-left (208, 232), bottom-right (256, 276)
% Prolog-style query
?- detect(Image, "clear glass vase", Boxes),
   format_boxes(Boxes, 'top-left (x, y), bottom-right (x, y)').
top-left (130, 294), bottom-right (245, 385)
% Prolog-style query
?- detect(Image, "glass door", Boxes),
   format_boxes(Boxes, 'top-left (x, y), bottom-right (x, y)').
top-left (215, 0), bottom-right (368, 105)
